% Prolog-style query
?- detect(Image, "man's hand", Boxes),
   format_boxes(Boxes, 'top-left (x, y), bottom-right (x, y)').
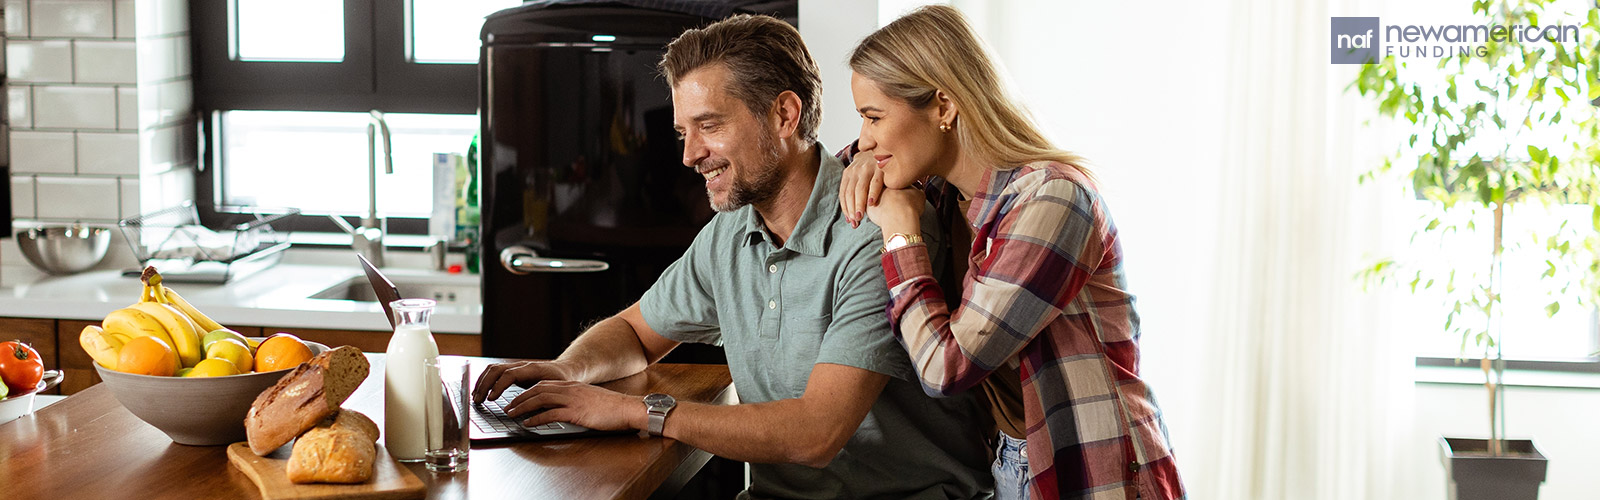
top-left (472, 359), bottom-right (579, 404)
top-left (504, 380), bottom-right (646, 432)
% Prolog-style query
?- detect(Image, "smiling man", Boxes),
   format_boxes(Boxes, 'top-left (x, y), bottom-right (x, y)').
top-left (472, 14), bottom-right (993, 500)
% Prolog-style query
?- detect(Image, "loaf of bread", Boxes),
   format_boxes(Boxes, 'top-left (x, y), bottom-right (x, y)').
top-left (244, 345), bottom-right (370, 455)
top-left (286, 410), bottom-right (380, 484)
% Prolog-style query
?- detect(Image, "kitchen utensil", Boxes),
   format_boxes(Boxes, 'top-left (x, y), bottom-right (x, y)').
top-left (93, 339), bottom-right (330, 445)
top-left (0, 370), bottom-right (64, 423)
top-left (227, 442), bottom-right (425, 500)
top-left (16, 225), bottom-right (111, 275)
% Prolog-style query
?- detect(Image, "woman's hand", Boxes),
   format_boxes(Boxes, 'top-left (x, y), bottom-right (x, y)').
top-left (839, 150), bottom-right (884, 228)
top-left (866, 187), bottom-right (924, 238)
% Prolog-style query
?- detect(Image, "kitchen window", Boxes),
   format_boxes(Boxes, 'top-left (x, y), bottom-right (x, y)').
top-left (192, 0), bottom-right (517, 233)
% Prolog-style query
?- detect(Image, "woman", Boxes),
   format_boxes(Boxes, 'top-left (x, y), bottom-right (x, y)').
top-left (837, 6), bottom-right (1185, 500)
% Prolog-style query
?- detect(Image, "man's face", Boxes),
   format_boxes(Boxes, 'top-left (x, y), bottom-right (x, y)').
top-left (672, 64), bottom-right (785, 212)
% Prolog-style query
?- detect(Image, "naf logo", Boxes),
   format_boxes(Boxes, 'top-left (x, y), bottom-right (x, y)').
top-left (1331, 17), bottom-right (1380, 64)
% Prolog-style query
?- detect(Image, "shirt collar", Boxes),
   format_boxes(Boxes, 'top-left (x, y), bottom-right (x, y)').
top-left (740, 145), bottom-right (841, 257)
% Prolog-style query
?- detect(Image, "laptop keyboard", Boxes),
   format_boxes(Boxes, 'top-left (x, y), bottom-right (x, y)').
top-left (471, 385), bottom-right (568, 433)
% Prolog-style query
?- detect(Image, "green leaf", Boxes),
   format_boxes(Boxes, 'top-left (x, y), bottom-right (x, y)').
top-left (1546, 301), bottom-right (1562, 317)
top-left (1529, 146), bottom-right (1549, 164)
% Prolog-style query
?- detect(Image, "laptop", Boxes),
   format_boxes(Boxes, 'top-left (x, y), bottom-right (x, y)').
top-left (357, 254), bottom-right (624, 443)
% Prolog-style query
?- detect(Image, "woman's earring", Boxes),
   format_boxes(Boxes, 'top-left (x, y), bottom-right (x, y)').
top-left (939, 123), bottom-right (951, 133)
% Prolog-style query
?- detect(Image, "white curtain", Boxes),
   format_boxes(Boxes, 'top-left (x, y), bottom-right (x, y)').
top-left (948, 0), bottom-right (1418, 498)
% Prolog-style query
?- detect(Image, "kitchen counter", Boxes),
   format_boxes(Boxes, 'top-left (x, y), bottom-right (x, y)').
top-left (0, 249), bottom-right (482, 334)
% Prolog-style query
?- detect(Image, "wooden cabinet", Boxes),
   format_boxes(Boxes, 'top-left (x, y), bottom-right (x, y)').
top-left (14, 316), bottom-right (482, 395)
top-left (0, 317), bottom-right (59, 394)
top-left (263, 327), bottom-right (482, 357)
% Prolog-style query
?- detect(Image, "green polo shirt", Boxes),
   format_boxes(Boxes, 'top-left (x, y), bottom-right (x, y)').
top-left (640, 145), bottom-right (993, 500)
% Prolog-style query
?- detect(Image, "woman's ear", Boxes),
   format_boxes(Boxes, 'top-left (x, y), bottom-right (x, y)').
top-left (934, 90), bottom-right (959, 129)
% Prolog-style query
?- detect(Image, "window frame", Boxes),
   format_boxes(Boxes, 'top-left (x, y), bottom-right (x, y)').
top-left (191, 0), bottom-right (479, 235)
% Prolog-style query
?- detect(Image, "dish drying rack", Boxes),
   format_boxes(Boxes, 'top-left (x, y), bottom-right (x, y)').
top-left (118, 201), bottom-right (300, 283)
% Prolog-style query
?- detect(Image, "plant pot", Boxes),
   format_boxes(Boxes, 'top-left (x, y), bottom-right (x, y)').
top-left (1439, 437), bottom-right (1547, 500)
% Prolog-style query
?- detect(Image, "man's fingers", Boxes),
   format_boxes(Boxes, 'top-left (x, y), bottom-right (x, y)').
top-left (523, 407), bottom-right (575, 428)
top-left (473, 364), bottom-right (508, 403)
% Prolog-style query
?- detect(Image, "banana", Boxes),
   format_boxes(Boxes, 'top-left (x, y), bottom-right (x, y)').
top-left (162, 287), bottom-right (226, 333)
top-left (130, 301), bottom-right (204, 367)
top-left (79, 325), bottom-right (122, 370)
top-left (102, 307), bottom-right (176, 353)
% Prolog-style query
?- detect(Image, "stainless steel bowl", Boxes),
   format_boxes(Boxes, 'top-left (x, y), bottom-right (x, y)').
top-left (16, 225), bottom-right (112, 275)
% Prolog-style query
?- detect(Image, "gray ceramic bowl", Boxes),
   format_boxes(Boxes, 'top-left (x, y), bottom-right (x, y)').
top-left (16, 225), bottom-right (111, 275)
top-left (93, 339), bottom-right (329, 446)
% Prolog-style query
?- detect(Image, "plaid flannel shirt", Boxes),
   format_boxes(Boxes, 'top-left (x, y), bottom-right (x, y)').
top-left (879, 161), bottom-right (1185, 500)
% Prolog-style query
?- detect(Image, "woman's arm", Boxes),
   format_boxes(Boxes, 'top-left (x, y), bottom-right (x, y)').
top-left (879, 173), bottom-right (1110, 396)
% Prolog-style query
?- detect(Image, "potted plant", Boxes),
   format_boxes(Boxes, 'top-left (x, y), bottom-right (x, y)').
top-left (1351, 0), bottom-right (1600, 498)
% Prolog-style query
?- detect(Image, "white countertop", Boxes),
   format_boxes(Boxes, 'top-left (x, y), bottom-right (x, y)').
top-left (0, 249), bottom-right (482, 334)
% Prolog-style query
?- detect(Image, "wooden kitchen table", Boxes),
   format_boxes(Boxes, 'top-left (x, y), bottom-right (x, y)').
top-left (0, 355), bottom-right (735, 499)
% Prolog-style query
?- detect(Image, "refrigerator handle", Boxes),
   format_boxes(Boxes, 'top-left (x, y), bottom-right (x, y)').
top-left (500, 245), bottom-right (611, 274)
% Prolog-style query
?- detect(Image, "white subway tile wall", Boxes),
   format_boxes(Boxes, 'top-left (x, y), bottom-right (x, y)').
top-left (10, 176), bottom-right (34, 218)
top-left (34, 85), bottom-right (117, 128)
top-left (8, 86), bottom-right (31, 128)
top-left (11, 130), bottom-right (74, 174)
top-left (117, 176), bottom-right (137, 218)
top-left (74, 40), bottom-right (136, 84)
top-left (35, 176), bottom-right (118, 220)
top-left (76, 131), bottom-right (138, 175)
top-left (6, 0), bottom-right (197, 225)
top-left (5, 0), bottom-right (29, 38)
top-left (32, 0), bottom-right (115, 38)
top-left (114, 0), bottom-right (134, 39)
top-left (7, 40), bottom-right (73, 83)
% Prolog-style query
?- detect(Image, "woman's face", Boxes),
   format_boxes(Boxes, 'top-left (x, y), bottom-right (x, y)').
top-left (851, 72), bottom-right (949, 190)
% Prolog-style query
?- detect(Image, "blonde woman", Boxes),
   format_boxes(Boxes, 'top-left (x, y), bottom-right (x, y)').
top-left (837, 6), bottom-right (1185, 500)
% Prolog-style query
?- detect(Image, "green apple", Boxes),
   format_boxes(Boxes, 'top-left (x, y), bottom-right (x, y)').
top-left (201, 329), bottom-right (251, 353)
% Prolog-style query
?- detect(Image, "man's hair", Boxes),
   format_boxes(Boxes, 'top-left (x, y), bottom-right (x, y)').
top-left (660, 14), bottom-right (822, 145)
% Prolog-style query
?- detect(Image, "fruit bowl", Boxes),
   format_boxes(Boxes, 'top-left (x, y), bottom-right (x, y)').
top-left (93, 339), bottom-right (329, 446)
top-left (0, 370), bottom-right (65, 423)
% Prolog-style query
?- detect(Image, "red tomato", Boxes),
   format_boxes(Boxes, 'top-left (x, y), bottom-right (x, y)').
top-left (0, 341), bottom-right (44, 395)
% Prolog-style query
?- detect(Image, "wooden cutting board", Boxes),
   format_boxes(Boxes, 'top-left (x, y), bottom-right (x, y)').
top-left (226, 442), bottom-right (426, 500)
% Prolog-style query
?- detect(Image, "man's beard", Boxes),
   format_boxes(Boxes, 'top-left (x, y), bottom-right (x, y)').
top-left (706, 130), bottom-right (785, 213)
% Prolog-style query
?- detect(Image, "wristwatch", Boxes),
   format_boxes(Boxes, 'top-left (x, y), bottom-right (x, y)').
top-left (882, 232), bottom-right (924, 253)
top-left (643, 393), bottom-right (677, 437)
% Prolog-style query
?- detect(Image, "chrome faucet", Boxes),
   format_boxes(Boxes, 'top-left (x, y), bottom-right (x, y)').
top-left (330, 110), bottom-right (393, 267)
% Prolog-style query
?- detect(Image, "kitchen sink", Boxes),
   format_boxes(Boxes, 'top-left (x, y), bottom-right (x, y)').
top-left (308, 275), bottom-right (481, 307)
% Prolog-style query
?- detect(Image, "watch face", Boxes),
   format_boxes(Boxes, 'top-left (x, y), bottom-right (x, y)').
top-left (644, 393), bottom-right (676, 408)
top-left (886, 234), bottom-right (907, 246)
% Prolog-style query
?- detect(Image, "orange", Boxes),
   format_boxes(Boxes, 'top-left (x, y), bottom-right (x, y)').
top-left (118, 336), bottom-right (179, 376)
top-left (254, 334), bottom-right (313, 372)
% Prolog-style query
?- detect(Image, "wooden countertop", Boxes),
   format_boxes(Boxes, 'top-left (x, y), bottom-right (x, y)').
top-left (0, 356), bottom-right (734, 499)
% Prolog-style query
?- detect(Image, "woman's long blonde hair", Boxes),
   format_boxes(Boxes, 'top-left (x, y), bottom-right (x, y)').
top-left (849, 5), bottom-right (1089, 177)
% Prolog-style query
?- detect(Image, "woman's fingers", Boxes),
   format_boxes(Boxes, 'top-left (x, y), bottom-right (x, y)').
top-left (868, 167), bottom-right (885, 208)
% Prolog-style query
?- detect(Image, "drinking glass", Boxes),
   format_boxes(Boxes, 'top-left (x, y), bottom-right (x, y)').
top-left (424, 356), bottom-right (470, 472)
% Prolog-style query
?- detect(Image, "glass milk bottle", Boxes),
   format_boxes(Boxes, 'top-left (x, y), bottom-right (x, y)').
top-left (385, 299), bottom-right (440, 462)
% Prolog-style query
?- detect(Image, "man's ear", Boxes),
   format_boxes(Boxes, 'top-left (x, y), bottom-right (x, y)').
top-left (770, 90), bottom-right (804, 140)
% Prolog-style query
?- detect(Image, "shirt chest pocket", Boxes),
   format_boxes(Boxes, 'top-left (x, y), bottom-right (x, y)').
top-left (762, 315), bottom-right (832, 398)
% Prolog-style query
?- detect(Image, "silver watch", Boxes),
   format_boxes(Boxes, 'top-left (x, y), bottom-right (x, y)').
top-left (643, 393), bottom-right (677, 437)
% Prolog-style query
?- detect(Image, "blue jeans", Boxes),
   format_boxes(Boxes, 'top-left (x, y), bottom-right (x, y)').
top-left (992, 433), bottom-right (1030, 500)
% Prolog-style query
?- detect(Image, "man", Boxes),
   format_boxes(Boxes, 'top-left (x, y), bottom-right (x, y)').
top-left (472, 14), bottom-right (993, 500)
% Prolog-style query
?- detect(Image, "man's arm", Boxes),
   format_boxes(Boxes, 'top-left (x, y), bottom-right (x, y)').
top-left (473, 301), bottom-right (679, 403)
top-left (514, 362), bottom-right (888, 469)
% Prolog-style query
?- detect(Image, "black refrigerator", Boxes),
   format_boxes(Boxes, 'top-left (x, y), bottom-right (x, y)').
top-left (478, 0), bottom-right (797, 363)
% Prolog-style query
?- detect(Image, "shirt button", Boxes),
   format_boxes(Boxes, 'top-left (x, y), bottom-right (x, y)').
top-left (1128, 461), bottom-right (1140, 473)
top-left (768, 300), bottom-right (777, 309)
top-left (768, 264), bottom-right (777, 273)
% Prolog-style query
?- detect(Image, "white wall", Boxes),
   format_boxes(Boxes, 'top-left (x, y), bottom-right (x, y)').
top-left (798, 0), bottom-right (879, 151)
top-left (1410, 382), bottom-right (1600, 500)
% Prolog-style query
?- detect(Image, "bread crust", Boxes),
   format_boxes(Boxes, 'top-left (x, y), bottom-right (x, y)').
top-left (244, 346), bottom-right (370, 455)
top-left (286, 409), bottom-right (380, 484)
